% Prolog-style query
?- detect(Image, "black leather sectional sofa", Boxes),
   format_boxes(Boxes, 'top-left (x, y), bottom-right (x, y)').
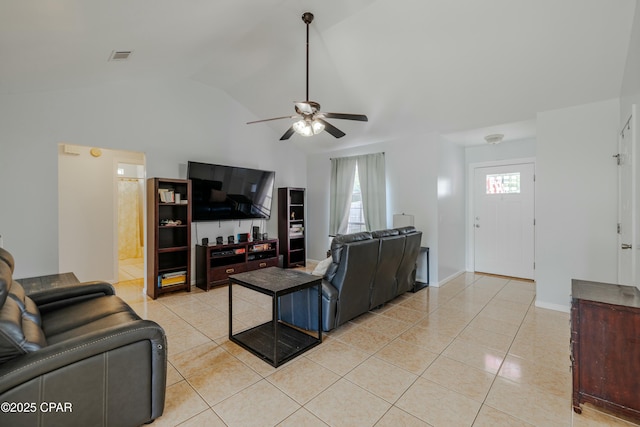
top-left (0, 248), bottom-right (166, 427)
top-left (279, 226), bottom-right (423, 332)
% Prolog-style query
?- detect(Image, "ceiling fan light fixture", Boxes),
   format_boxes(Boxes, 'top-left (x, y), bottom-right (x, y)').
top-left (312, 119), bottom-right (325, 134)
top-left (293, 119), bottom-right (324, 137)
top-left (293, 119), bottom-right (313, 137)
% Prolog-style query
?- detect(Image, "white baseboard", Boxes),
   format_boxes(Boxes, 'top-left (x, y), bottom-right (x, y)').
top-left (534, 300), bottom-right (570, 313)
top-left (436, 270), bottom-right (466, 287)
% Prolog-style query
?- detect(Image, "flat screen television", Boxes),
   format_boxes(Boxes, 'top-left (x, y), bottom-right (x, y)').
top-left (187, 161), bottom-right (275, 221)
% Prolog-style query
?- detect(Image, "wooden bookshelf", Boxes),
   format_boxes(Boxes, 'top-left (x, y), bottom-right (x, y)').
top-left (278, 187), bottom-right (306, 268)
top-left (147, 178), bottom-right (191, 299)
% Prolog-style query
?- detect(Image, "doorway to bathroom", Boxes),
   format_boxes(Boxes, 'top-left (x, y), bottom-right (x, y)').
top-left (58, 144), bottom-right (146, 283)
top-left (117, 162), bottom-right (145, 282)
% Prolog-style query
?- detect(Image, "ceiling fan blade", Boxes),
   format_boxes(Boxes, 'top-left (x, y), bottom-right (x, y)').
top-left (323, 112), bottom-right (368, 122)
top-left (247, 115), bottom-right (296, 125)
top-left (316, 118), bottom-right (346, 139)
top-left (280, 126), bottom-right (296, 140)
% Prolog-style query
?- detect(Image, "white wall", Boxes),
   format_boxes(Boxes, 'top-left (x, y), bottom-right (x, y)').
top-left (620, 0), bottom-right (640, 120)
top-left (0, 78), bottom-right (306, 278)
top-left (536, 98), bottom-right (619, 311)
top-left (306, 133), bottom-right (464, 285)
top-left (437, 141), bottom-right (466, 283)
top-left (466, 138), bottom-right (536, 165)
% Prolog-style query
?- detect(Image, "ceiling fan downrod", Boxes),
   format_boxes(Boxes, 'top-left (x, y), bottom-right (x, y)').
top-left (302, 12), bottom-right (313, 101)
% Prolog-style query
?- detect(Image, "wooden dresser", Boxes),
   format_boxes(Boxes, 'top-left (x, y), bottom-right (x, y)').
top-left (571, 279), bottom-right (640, 421)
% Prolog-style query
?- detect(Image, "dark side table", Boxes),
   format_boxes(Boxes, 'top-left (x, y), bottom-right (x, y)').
top-left (17, 272), bottom-right (80, 295)
top-left (413, 246), bottom-right (429, 292)
top-left (229, 267), bottom-right (322, 367)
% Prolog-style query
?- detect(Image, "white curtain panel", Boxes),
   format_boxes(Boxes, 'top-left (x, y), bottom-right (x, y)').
top-left (356, 153), bottom-right (387, 231)
top-left (329, 156), bottom-right (357, 235)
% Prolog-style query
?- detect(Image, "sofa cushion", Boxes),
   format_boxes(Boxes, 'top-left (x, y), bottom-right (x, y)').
top-left (0, 250), bottom-right (48, 364)
top-left (8, 281), bottom-right (42, 326)
top-left (0, 248), bottom-right (14, 273)
top-left (326, 232), bottom-right (372, 283)
top-left (311, 256), bottom-right (332, 277)
top-left (330, 238), bottom-right (380, 326)
top-left (370, 233), bottom-right (405, 308)
top-left (0, 297), bottom-right (47, 363)
top-left (0, 259), bottom-right (12, 308)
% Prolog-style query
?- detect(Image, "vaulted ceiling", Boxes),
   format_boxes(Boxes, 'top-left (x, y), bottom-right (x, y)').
top-left (0, 0), bottom-right (635, 150)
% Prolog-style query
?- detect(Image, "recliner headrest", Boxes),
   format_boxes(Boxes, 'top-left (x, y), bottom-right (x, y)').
top-left (395, 226), bottom-right (417, 235)
top-left (331, 232), bottom-right (372, 248)
top-left (372, 229), bottom-right (400, 238)
top-left (0, 258), bottom-right (13, 308)
top-left (0, 247), bottom-right (15, 273)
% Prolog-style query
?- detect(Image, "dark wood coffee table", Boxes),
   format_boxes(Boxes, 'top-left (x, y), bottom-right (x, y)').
top-left (229, 267), bottom-right (322, 367)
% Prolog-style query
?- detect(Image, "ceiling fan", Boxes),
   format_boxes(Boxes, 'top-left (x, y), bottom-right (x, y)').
top-left (247, 12), bottom-right (368, 140)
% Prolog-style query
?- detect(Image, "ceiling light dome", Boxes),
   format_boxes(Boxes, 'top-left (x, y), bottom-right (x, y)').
top-left (485, 134), bottom-right (504, 144)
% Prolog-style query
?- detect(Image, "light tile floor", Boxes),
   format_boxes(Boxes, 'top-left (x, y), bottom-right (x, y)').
top-left (118, 257), bottom-right (144, 282)
top-left (113, 270), bottom-right (640, 427)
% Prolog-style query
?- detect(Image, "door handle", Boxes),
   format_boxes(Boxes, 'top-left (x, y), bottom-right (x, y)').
top-left (621, 243), bottom-right (633, 250)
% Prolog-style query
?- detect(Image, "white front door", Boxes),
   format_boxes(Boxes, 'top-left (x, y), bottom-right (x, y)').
top-left (618, 105), bottom-right (637, 286)
top-left (474, 163), bottom-right (535, 279)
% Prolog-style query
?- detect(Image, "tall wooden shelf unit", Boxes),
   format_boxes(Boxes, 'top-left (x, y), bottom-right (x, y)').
top-left (147, 178), bottom-right (192, 299)
top-left (278, 187), bottom-right (306, 268)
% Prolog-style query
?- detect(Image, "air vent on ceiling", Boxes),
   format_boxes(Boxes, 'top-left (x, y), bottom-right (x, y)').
top-left (108, 50), bottom-right (133, 61)
top-left (62, 144), bottom-right (81, 155)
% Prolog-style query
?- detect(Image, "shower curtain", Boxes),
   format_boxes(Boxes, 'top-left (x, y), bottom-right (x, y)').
top-left (118, 179), bottom-right (143, 259)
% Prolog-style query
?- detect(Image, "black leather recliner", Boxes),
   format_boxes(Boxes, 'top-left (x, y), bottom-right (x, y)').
top-left (0, 248), bottom-right (166, 427)
top-left (279, 226), bottom-right (423, 332)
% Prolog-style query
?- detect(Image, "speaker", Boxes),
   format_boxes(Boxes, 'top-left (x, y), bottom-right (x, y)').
top-left (237, 233), bottom-right (249, 243)
top-left (227, 235), bottom-right (235, 244)
top-left (202, 237), bottom-right (209, 246)
top-left (261, 232), bottom-right (268, 240)
top-left (252, 226), bottom-right (260, 240)
top-left (216, 236), bottom-right (223, 245)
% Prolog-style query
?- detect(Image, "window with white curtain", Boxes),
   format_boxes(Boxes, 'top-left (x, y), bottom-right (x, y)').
top-left (347, 164), bottom-right (366, 233)
top-left (330, 153), bottom-right (386, 235)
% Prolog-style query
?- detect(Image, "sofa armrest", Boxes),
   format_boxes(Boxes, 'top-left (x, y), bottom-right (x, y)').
top-left (0, 319), bottom-right (166, 425)
top-left (0, 319), bottom-right (165, 395)
top-left (321, 279), bottom-right (338, 302)
top-left (28, 281), bottom-right (115, 313)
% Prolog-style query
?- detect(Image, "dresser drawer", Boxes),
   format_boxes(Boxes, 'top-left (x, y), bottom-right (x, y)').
top-left (247, 258), bottom-right (279, 271)
top-left (210, 263), bottom-right (247, 282)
